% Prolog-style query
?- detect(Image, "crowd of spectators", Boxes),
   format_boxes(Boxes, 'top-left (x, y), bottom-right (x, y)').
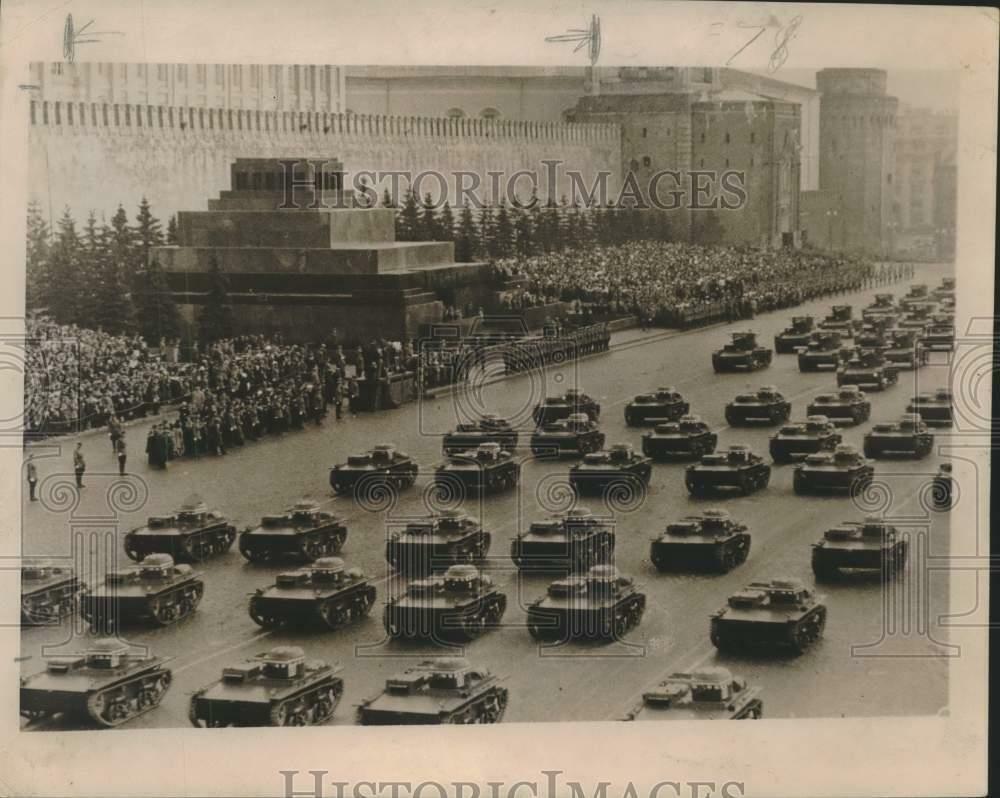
top-left (496, 242), bottom-right (904, 327)
top-left (24, 242), bottom-right (913, 445)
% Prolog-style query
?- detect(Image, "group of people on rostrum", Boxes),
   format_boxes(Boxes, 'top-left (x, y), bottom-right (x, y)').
top-left (494, 242), bottom-right (913, 330)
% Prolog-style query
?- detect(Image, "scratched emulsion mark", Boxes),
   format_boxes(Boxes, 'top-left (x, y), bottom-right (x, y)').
top-left (719, 13), bottom-right (803, 73)
top-left (544, 14), bottom-right (602, 66)
top-left (62, 14), bottom-right (124, 64)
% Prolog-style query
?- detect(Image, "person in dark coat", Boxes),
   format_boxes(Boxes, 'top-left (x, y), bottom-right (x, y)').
top-left (116, 437), bottom-right (127, 476)
top-left (73, 443), bottom-right (86, 488)
top-left (26, 454), bottom-right (38, 501)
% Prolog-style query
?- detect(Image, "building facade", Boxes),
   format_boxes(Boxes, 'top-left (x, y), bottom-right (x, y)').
top-left (816, 68), bottom-right (898, 255)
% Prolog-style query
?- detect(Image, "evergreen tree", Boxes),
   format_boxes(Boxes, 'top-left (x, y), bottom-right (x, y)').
top-left (478, 203), bottom-right (496, 258)
top-left (437, 201), bottom-right (455, 241)
top-left (46, 209), bottom-right (85, 325)
top-left (396, 188), bottom-right (421, 241)
top-left (455, 203), bottom-right (478, 262)
top-left (514, 204), bottom-right (534, 256)
top-left (419, 193), bottom-right (440, 241)
top-left (541, 197), bottom-right (560, 252)
top-left (134, 197), bottom-right (164, 269)
top-left (90, 218), bottom-right (135, 335)
top-left (381, 189), bottom-right (397, 209)
top-left (166, 214), bottom-right (179, 245)
top-left (75, 212), bottom-right (104, 329)
top-left (527, 189), bottom-right (544, 254)
top-left (25, 201), bottom-right (51, 312)
top-left (133, 258), bottom-right (181, 345)
top-left (493, 199), bottom-right (515, 258)
top-left (198, 255), bottom-right (235, 344)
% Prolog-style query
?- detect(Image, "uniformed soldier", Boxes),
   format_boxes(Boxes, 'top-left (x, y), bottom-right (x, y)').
top-left (26, 453), bottom-right (38, 501)
top-left (116, 437), bottom-right (127, 476)
top-left (73, 443), bottom-right (86, 488)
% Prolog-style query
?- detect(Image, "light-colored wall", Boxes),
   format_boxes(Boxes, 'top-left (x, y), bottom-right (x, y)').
top-left (27, 101), bottom-right (622, 225)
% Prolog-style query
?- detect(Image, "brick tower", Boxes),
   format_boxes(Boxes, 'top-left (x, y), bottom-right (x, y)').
top-left (817, 69), bottom-right (898, 254)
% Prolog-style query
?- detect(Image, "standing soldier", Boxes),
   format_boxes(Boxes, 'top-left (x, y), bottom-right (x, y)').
top-left (116, 437), bottom-right (127, 477)
top-left (26, 453), bottom-right (38, 501)
top-left (73, 443), bottom-right (86, 488)
top-left (334, 377), bottom-right (344, 420)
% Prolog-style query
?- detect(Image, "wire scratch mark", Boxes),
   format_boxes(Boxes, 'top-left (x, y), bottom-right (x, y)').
top-left (63, 14), bottom-right (125, 63)
top-left (545, 14), bottom-right (601, 66)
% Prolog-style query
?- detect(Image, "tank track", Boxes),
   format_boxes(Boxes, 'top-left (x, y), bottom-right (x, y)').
top-left (315, 584), bottom-right (377, 630)
top-left (179, 526), bottom-right (238, 562)
top-left (444, 687), bottom-right (508, 724)
top-left (85, 665), bottom-right (172, 727)
top-left (21, 583), bottom-right (80, 625)
top-left (267, 678), bottom-right (344, 726)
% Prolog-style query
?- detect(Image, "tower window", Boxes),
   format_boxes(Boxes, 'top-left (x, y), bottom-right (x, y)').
top-left (642, 156), bottom-right (651, 168)
top-left (700, 132), bottom-right (706, 143)
top-left (642, 127), bottom-right (647, 138)
top-left (750, 132), bottom-right (755, 144)
top-left (629, 159), bottom-right (640, 172)
top-left (480, 107), bottom-right (501, 120)
top-left (447, 108), bottom-right (465, 119)
top-left (724, 132), bottom-right (730, 144)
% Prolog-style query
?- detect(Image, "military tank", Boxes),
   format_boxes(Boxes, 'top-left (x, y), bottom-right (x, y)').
top-left (532, 388), bottom-right (601, 425)
top-left (862, 293), bottom-right (898, 322)
top-left (863, 414), bottom-right (934, 459)
top-left (386, 510), bottom-right (490, 574)
top-left (897, 305), bottom-right (934, 332)
top-left (383, 564), bottom-right (507, 642)
top-left (907, 388), bottom-right (953, 426)
top-left (811, 517), bottom-right (909, 580)
top-left (79, 554), bottom-right (204, 629)
top-left (796, 331), bottom-right (851, 371)
top-left (921, 317), bottom-right (955, 351)
top-left (724, 385), bottom-right (791, 425)
top-left (806, 386), bottom-right (871, 426)
top-left (624, 387), bottom-right (690, 426)
top-left (530, 413), bottom-right (605, 457)
top-left (641, 415), bottom-right (717, 460)
top-left (649, 509), bottom-right (751, 573)
top-left (837, 348), bottom-right (899, 391)
top-left (931, 277), bottom-right (956, 301)
top-left (21, 561), bottom-right (82, 626)
top-left (568, 443), bottom-right (652, 496)
top-left (710, 578), bottom-right (827, 654)
top-left (442, 414), bottom-right (519, 455)
top-left (510, 507), bottom-right (615, 572)
top-left (356, 658), bottom-right (508, 725)
top-left (526, 565), bottom-right (646, 642)
top-left (622, 668), bottom-right (763, 721)
top-left (884, 329), bottom-right (929, 370)
top-left (189, 647), bottom-right (343, 727)
top-left (20, 639), bottom-right (172, 728)
top-left (711, 332), bottom-right (772, 373)
top-left (239, 500), bottom-right (348, 563)
top-left (855, 320), bottom-right (892, 350)
top-left (329, 443), bottom-right (418, 496)
top-left (768, 416), bottom-right (842, 464)
top-left (818, 305), bottom-right (861, 338)
top-left (900, 283), bottom-right (932, 310)
top-left (685, 445), bottom-right (771, 497)
top-left (434, 442), bottom-right (521, 494)
top-left (792, 444), bottom-right (874, 495)
top-left (248, 557), bottom-right (376, 630)
top-left (123, 496), bottom-right (237, 563)
top-left (773, 315), bottom-right (815, 354)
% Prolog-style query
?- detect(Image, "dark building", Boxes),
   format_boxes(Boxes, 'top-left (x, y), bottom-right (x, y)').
top-left (817, 69), bottom-right (898, 254)
top-left (154, 158), bottom-right (494, 344)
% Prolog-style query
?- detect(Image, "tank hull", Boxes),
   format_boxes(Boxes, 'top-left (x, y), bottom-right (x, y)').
top-left (642, 434), bottom-right (717, 461)
top-left (239, 523), bottom-right (348, 563)
top-left (357, 686), bottom-right (508, 725)
top-left (383, 594), bottom-right (507, 641)
top-left (812, 541), bottom-right (908, 579)
top-left (793, 467), bottom-right (873, 495)
top-left (330, 463), bottom-right (418, 495)
top-left (190, 673), bottom-right (343, 727)
top-left (510, 535), bottom-right (614, 572)
top-left (650, 535), bottom-right (750, 572)
top-left (530, 431), bottom-right (605, 457)
top-left (710, 606), bottom-right (827, 654)
top-left (769, 435), bottom-right (841, 464)
top-left (124, 523), bottom-right (237, 563)
top-left (248, 583), bottom-right (376, 629)
top-left (442, 431), bottom-right (518, 455)
top-left (624, 401), bottom-right (689, 426)
top-left (685, 465), bottom-right (770, 497)
top-left (80, 578), bottom-right (204, 628)
top-left (526, 594), bottom-right (646, 642)
top-left (21, 575), bottom-right (81, 626)
top-left (386, 533), bottom-right (491, 574)
top-left (806, 402), bottom-right (870, 426)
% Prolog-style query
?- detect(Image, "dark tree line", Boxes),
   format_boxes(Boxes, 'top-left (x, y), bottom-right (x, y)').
top-left (25, 199), bottom-right (202, 345)
top-left (389, 188), bottom-right (674, 261)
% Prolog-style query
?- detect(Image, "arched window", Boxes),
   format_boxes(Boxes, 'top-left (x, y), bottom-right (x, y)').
top-left (447, 108), bottom-right (465, 119)
top-left (480, 107), bottom-right (501, 120)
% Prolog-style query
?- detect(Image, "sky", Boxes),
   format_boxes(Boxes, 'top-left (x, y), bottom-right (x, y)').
top-left (755, 68), bottom-right (961, 113)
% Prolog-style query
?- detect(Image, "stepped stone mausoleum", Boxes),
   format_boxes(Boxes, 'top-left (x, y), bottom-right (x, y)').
top-left (154, 158), bottom-right (493, 343)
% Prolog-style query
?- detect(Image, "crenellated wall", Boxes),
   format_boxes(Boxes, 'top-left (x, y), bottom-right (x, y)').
top-left (27, 101), bottom-right (623, 224)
